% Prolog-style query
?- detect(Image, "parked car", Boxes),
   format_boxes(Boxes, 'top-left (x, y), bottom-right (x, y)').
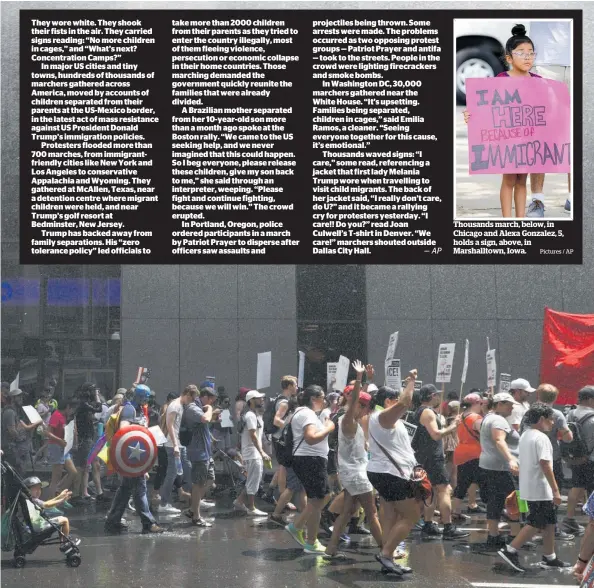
top-left (455, 20), bottom-right (519, 104)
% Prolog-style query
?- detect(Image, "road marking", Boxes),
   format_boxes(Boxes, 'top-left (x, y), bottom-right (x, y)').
top-left (471, 583), bottom-right (575, 588)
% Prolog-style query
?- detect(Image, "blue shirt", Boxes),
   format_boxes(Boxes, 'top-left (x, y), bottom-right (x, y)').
top-left (185, 399), bottom-right (212, 463)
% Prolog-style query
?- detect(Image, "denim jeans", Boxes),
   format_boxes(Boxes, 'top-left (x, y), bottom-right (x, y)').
top-left (106, 475), bottom-right (156, 530)
top-left (160, 446), bottom-right (191, 505)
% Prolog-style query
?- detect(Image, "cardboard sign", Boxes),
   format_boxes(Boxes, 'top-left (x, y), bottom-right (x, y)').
top-left (467, 77), bottom-right (570, 175)
top-left (64, 420), bottom-right (75, 456)
top-left (499, 373), bottom-right (511, 394)
top-left (486, 349), bottom-right (497, 388)
top-left (149, 425), bottom-right (168, 446)
top-left (402, 379), bottom-right (423, 393)
top-left (220, 409), bottom-right (234, 428)
top-left (297, 351), bottom-right (305, 389)
top-left (436, 344), bottom-right (456, 383)
top-left (334, 355), bottom-right (350, 392)
top-left (327, 362), bottom-right (338, 391)
top-left (22, 405), bottom-right (42, 425)
top-left (385, 359), bottom-right (401, 390)
top-left (461, 339), bottom-right (469, 384)
top-left (384, 331), bottom-right (399, 382)
top-left (256, 351), bottom-right (271, 389)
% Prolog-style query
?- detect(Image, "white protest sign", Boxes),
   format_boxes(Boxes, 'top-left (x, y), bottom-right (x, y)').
top-left (436, 343), bottom-right (456, 383)
top-left (499, 373), bottom-right (511, 394)
top-left (22, 405), bottom-right (42, 425)
top-left (384, 331), bottom-right (399, 383)
top-left (298, 351), bottom-right (305, 389)
top-left (10, 373), bottom-right (19, 392)
top-left (149, 425), bottom-right (167, 446)
top-left (402, 379), bottom-right (423, 393)
top-left (327, 362), bottom-right (338, 391)
top-left (256, 351), bottom-right (271, 390)
top-left (334, 355), bottom-right (350, 392)
top-left (220, 409), bottom-right (234, 428)
top-left (64, 420), bottom-right (75, 456)
top-left (486, 349), bottom-right (497, 388)
top-left (385, 359), bottom-right (402, 390)
top-left (461, 339), bottom-right (469, 384)
top-left (402, 420), bottom-right (418, 442)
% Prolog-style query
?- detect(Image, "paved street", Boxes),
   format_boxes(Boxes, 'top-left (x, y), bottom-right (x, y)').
top-left (2, 478), bottom-right (586, 588)
top-left (454, 105), bottom-right (571, 220)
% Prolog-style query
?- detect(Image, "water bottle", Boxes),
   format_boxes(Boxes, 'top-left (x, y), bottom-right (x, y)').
top-left (175, 455), bottom-right (183, 477)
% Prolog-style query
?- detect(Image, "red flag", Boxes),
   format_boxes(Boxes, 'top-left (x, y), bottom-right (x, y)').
top-left (540, 308), bottom-right (594, 405)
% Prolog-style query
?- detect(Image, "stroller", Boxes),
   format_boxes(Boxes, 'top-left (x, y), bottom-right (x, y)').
top-left (211, 445), bottom-right (246, 499)
top-left (1, 458), bottom-right (82, 568)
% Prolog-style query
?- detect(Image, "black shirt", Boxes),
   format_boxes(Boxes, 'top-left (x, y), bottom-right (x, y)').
top-left (412, 406), bottom-right (444, 462)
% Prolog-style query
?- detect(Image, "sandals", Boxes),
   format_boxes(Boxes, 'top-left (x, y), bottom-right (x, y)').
top-left (191, 517), bottom-right (212, 528)
top-left (323, 551), bottom-right (347, 560)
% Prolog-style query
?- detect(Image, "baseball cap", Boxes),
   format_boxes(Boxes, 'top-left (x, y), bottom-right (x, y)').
top-left (510, 378), bottom-right (535, 393)
top-left (327, 392), bottom-right (340, 404)
top-left (359, 392), bottom-right (372, 406)
top-left (493, 392), bottom-right (515, 404)
top-left (23, 476), bottom-right (49, 489)
top-left (238, 387), bottom-right (250, 400)
top-left (463, 393), bottom-right (482, 404)
top-left (9, 388), bottom-right (23, 397)
top-left (245, 390), bottom-right (265, 402)
top-left (419, 384), bottom-right (439, 402)
top-left (200, 380), bottom-right (215, 389)
top-left (367, 383), bottom-right (379, 394)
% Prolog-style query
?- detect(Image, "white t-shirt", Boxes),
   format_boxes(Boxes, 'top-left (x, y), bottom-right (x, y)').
top-left (507, 400), bottom-right (530, 428)
top-left (165, 399), bottom-right (184, 448)
top-left (291, 407), bottom-right (329, 458)
top-left (241, 411), bottom-right (263, 461)
top-left (367, 412), bottom-right (417, 480)
top-left (318, 408), bottom-right (331, 423)
top-left (519, 428), bottom-right (554, 502)
top-left (530, 21), bottom-right (571, 67)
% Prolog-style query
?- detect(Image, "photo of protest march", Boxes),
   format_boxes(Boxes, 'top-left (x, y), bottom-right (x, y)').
top-left (454, 20), bottom-right (573, 219)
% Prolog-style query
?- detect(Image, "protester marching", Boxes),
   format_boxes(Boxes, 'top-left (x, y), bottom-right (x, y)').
top-left (1, 348), bottom-right (593, 585)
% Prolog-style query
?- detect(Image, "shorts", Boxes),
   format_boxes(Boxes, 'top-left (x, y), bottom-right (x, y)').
top-left (341, 472), bottom-right (374, 497)
top-left (192, 458), bottom-right (215, 486)
top-left (291, 456), bottom-right (330, 500)
top-left (480, 468), bottom-right (516, 521)
top-left (327, 450), bottom-right (338, 476)
top-left (526, 500), bottom-right (557, 529)
top-left (244, 458), bottom-right (264, 496)
top-left (74, 438), bottom-right (94, 469)
top-left (47, 443), bottom-right (65, 466)
top-left (419, 455), bottom-right (450, 486)
top-left (571, 460), bottom-right (594, 494)
top-left (453, 459), bottom-right (482, 500)
top-left (367, 471), bottom-right (415, 502)
top-left (286, 467), bottom-right (304, 493)
top-left (532, 65), bottom-right (571, 90)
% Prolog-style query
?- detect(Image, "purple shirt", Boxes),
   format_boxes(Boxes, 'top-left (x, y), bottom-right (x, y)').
top-left (496, 71), bottom-right (542, 78)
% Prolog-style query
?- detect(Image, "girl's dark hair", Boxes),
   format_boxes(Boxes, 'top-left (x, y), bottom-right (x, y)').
top-left (296, 392), bottom-right (305, 407)
top-left (505, 24), bottom-right (534, 56)
top-left (58, 397), bottom-right (75, 411)
top-left (302, 385), bottom-right (324, 408)
top-left (370, 386), bottom-right (398, 411)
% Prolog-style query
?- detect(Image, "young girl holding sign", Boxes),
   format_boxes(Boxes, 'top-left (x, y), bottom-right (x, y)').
top-left (464, 25), bottom-right (542, 217)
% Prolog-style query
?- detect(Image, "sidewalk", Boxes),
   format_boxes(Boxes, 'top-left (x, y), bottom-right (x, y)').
top-left (454, 106), bottom-right (570, 219)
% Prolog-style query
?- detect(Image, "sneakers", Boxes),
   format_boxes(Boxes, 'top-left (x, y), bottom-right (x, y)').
top-left (200, 500), bottom-right (215, 510)
top-left (442, 524), bottom-right (470, 540)
top-left (285, 523), bottom-right (306, 547)
top-left (320, 510), bottom-right (334, 535)
top-left (246, 508), bottom-right (267, 517)
top-left (526, 198), bottom-right (545, 218)
top-left (375, 553), bottom-right (404, 575)
top-left (127, 499), bottom-right (136, 512)
top-left (268, 513), bottom-right (287, 527)
top-left (303, 539), bottom-right (326, 555)
top-left (142, 524), bottom-right (165, 534)
top-left (233, 500), bottom-right (248, 513)
top-left (348, 523), bottom-right (371, 535)
top-left (539, 556), bottom-right (570, 569)
top-left (340, 533), bottom-right (351, 543)
top-left (158, 504), bottom-right (181, 514)
top-left (498, 547), bottom-right (526, 572)
top-left (555, 529), bottom-right (575, 541)
top-left (452, 513), bottom-right (471, 523)
top-left (467, 504), bottom-right (486, 514)
top-left (95, 493), bottom-right (109, 503)
top-left (562, 519), bottom-right (585, 536)
top-left (421, 521), bottom-right (442, 538)
top-left (191, 517), bottom-right (213, 528)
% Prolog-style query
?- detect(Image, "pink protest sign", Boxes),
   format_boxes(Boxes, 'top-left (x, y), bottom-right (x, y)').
top-left (466, 77), bottom-right (570, 175)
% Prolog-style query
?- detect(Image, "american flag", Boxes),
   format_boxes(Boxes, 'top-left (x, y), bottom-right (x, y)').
top-left (135, 367), bottom-right (151, 384)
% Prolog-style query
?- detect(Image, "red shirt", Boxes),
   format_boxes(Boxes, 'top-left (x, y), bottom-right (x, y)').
top-left (454, 413), bottom-right (482, 465)
top-left (48, 410), bottom-right (66, 445)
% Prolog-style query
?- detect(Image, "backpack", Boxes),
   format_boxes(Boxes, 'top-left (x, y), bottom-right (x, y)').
top-left (263, 396), bottom-right (282, 435)
top-left (237, 408), bottom-right (255, 436)
top-left (275, 408), bottom-right (305, 467)
top-left (560, 412), bottom-right (594, 462)
top-left (105, 408), bottom-right (123, 442)
top-left (178, 404), bottom-right (193, 447)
